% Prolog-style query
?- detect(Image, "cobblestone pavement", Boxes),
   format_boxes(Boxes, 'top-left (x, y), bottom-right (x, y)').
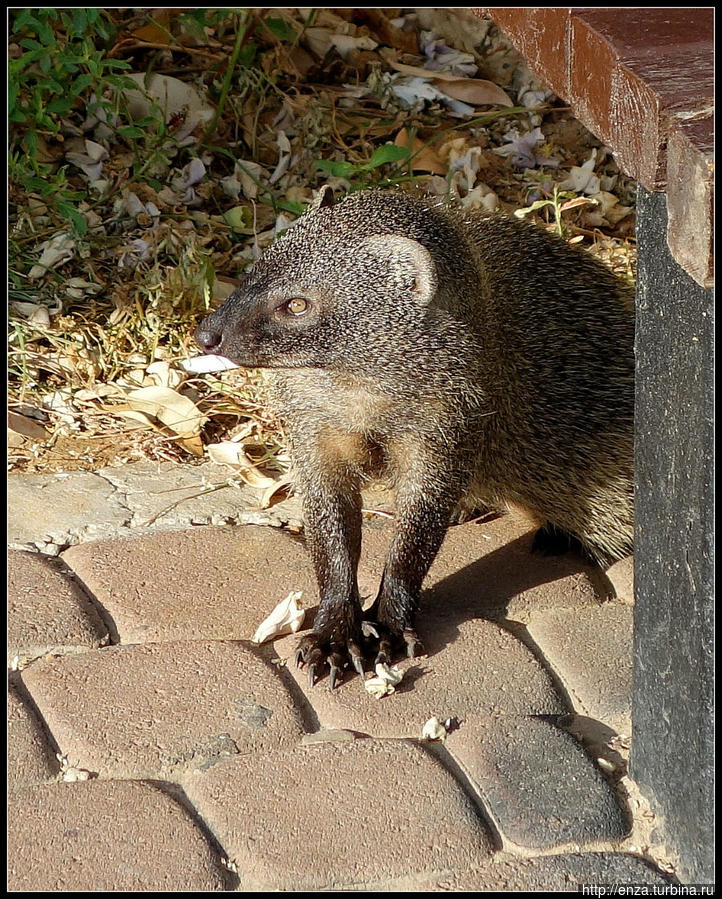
top-left (8, 464), bottom-right (674, 890)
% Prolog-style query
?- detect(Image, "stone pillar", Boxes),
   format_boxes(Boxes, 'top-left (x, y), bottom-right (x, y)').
top-left (632, 186), bottom-right (714, 883)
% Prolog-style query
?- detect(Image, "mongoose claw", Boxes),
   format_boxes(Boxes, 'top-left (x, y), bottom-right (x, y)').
top-left (351, 653), bottom-right (365, 678)
top-left (328, 663), bottom-right (341, 691)
top-left (403, 628), bottom-right (424, 659)
top-left (295, 632), bottom-right (365, 689)
top-left (361, 620), bottom-right (380, 640)
top-left (295, 646), bottom-right (319, 687)
top-left (373, 625), bottom-right (424, 667)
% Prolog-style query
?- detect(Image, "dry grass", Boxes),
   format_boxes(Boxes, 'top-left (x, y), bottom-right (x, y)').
top-left (9, 9), bottom-right (636, 476)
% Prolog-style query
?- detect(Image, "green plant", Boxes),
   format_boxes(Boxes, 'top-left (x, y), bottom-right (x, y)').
top-left (9, 9), bottom-right (135, 233)
top-left (313, 107), bottom-right (532, 193)
top-left (515, 185), bottom-right (597, 238)
top-left (314, 142), bottom-right (414, 190)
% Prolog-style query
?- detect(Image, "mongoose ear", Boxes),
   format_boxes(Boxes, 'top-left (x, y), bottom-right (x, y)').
top-left (363, 235), bottom-right (437, 305)
top-left (309, 185), bottom-right (335, 212)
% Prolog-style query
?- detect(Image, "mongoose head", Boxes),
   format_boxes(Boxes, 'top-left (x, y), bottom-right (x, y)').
top-left (195, 188), bottom-right (449, 372)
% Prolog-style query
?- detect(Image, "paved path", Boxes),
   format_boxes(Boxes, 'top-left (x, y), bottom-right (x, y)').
top-left (8, 464), bottom-right (673, 890)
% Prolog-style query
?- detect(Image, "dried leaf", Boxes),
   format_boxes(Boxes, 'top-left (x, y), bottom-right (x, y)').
top-left (558, 150), bottom-right (601, 194)
top-left (131, 12), bottom-right (172, 45)
top-left (460, 183), bottom-right (499, 213)
top-left (251, 591), bottom-right (305, 643)
top-left (238, 466), bottom-right (277, 490)
top-left (11, 301), bottom-right (51, 326)
top-left (302, 26), bottom-right (334, 59)
top-left (420, 36), bottom-right (478, 77)
top-left (420, 716), bottom-right (448, 741)
top-left (559, 196), bottom-right (597, 213)
top-left (434, 78), bottom-right (513, 108)
top-left (112, 407), bottom-right (161, 431)
top-left (330, 33), bottom-right (378, 60)
top-left (269, 131), bottom-right (292, 185)
top-left (206, 441), bottom-right (278, 489)
top-left (126, 386), bottom-right (205, 438)
top-left (394, 129), bottom-right (446, 174)
top-left (28, 233), bottom-right (75, 280)
top-left (122, 73), bottom-right (214, 138)
top-left (8, 411), bottom-right (49, 441)
top-left (364, 662), bottom-right (404, 698)
top-left (390, 75), bottom-right (476, 117)
top-left (42, 390), bottom-right (74, 416)
top-left (178, 434), bottom-right (205, 458)
top-left (145, 361), bottom-right (183, 390)
top-left (258, 473), bottom-right (293, 509)
top-left (390, 61), bottom-right (460, 82)
top-left (585, 191), bottom-right (634, 226)
top-left (206, 440), bottom-right (247, 466)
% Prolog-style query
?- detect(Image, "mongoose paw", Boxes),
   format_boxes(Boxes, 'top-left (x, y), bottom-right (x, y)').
top-left (295, 633), bottom-right (365, 690)
top-left (363, 616), bottom-right (424, 666)
top-left (363, 594), bottom-right (424, 664)
top-left (375, 627), bottom-right (424, 666)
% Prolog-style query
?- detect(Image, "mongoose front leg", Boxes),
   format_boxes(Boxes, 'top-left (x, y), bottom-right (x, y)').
top-left (366, 488), bottom-right (460, 664)
top-left (294, 473), bottom-right (365, 689)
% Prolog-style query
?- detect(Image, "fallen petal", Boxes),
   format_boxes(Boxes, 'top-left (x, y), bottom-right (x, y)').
top-left (364, 663), bottom-right (404, 698)
top-left (251, 591), bottom-right (305, 643)
top-left (182, 355), bottom-right (239, 373)
top-left (421, 716), bottom-right (448, 741)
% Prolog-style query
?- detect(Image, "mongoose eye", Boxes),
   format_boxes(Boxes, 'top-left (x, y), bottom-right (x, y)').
top-left (285, 297), bottom-right (309, 316)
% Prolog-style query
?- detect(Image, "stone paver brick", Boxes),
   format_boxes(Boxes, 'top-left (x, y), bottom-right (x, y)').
top-left (435, 851), bottom-right (671, 890)
top-left (527, 603), bottom-right (633, 734)
top-left (274, 613), bottom-right (565, 738)
top-left (20, 641), bottom-right (307, 779)
top-left (8, 550), bottom-right (109, 665)
top-left (605, 555), bottom-right (635, 601)
top-left (62, 525), bottom-right (318, 644)
top-left (8, 780), bottom-right (230, 891)
top-left (8, 504), bottom-right (641, 890)
top-left (422, 513), bottom-right (605, 620)
top-left (445, 715), bottom-right (629, 849)
top-left (59, 512), bottom-right (604, 649)
top-left (183, 739), bottom-right (495, 890)
top-left (8, 680), bottom-right (60, 788)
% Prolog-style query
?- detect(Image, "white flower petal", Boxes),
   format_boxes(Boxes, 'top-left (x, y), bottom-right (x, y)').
top-left (182, 355), bottom-right (239, 373)
top-left (421, 716), bottom-right (448, 741)
top-left (251, 591), bottom-right (305, 643)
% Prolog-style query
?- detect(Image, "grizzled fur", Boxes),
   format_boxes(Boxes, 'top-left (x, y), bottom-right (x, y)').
top-left (196, 187), bottom-right (634, 686)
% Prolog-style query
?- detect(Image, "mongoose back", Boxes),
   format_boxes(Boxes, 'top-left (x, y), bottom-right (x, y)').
top-left (195, 187), bottom-right (634, 687)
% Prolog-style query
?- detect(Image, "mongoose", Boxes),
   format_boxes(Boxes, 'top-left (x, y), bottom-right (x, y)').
top-left (195, 187), bottom-right (634, 687)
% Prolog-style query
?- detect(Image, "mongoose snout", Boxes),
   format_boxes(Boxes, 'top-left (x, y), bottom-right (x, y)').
top-left (195, 186), bottom-right (634, 689)
top-left (194, 321), bottom-right (223, 356)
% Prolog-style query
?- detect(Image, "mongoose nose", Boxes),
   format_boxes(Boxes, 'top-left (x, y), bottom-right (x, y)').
top-left (194, 322), bottom-right (223, 354)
